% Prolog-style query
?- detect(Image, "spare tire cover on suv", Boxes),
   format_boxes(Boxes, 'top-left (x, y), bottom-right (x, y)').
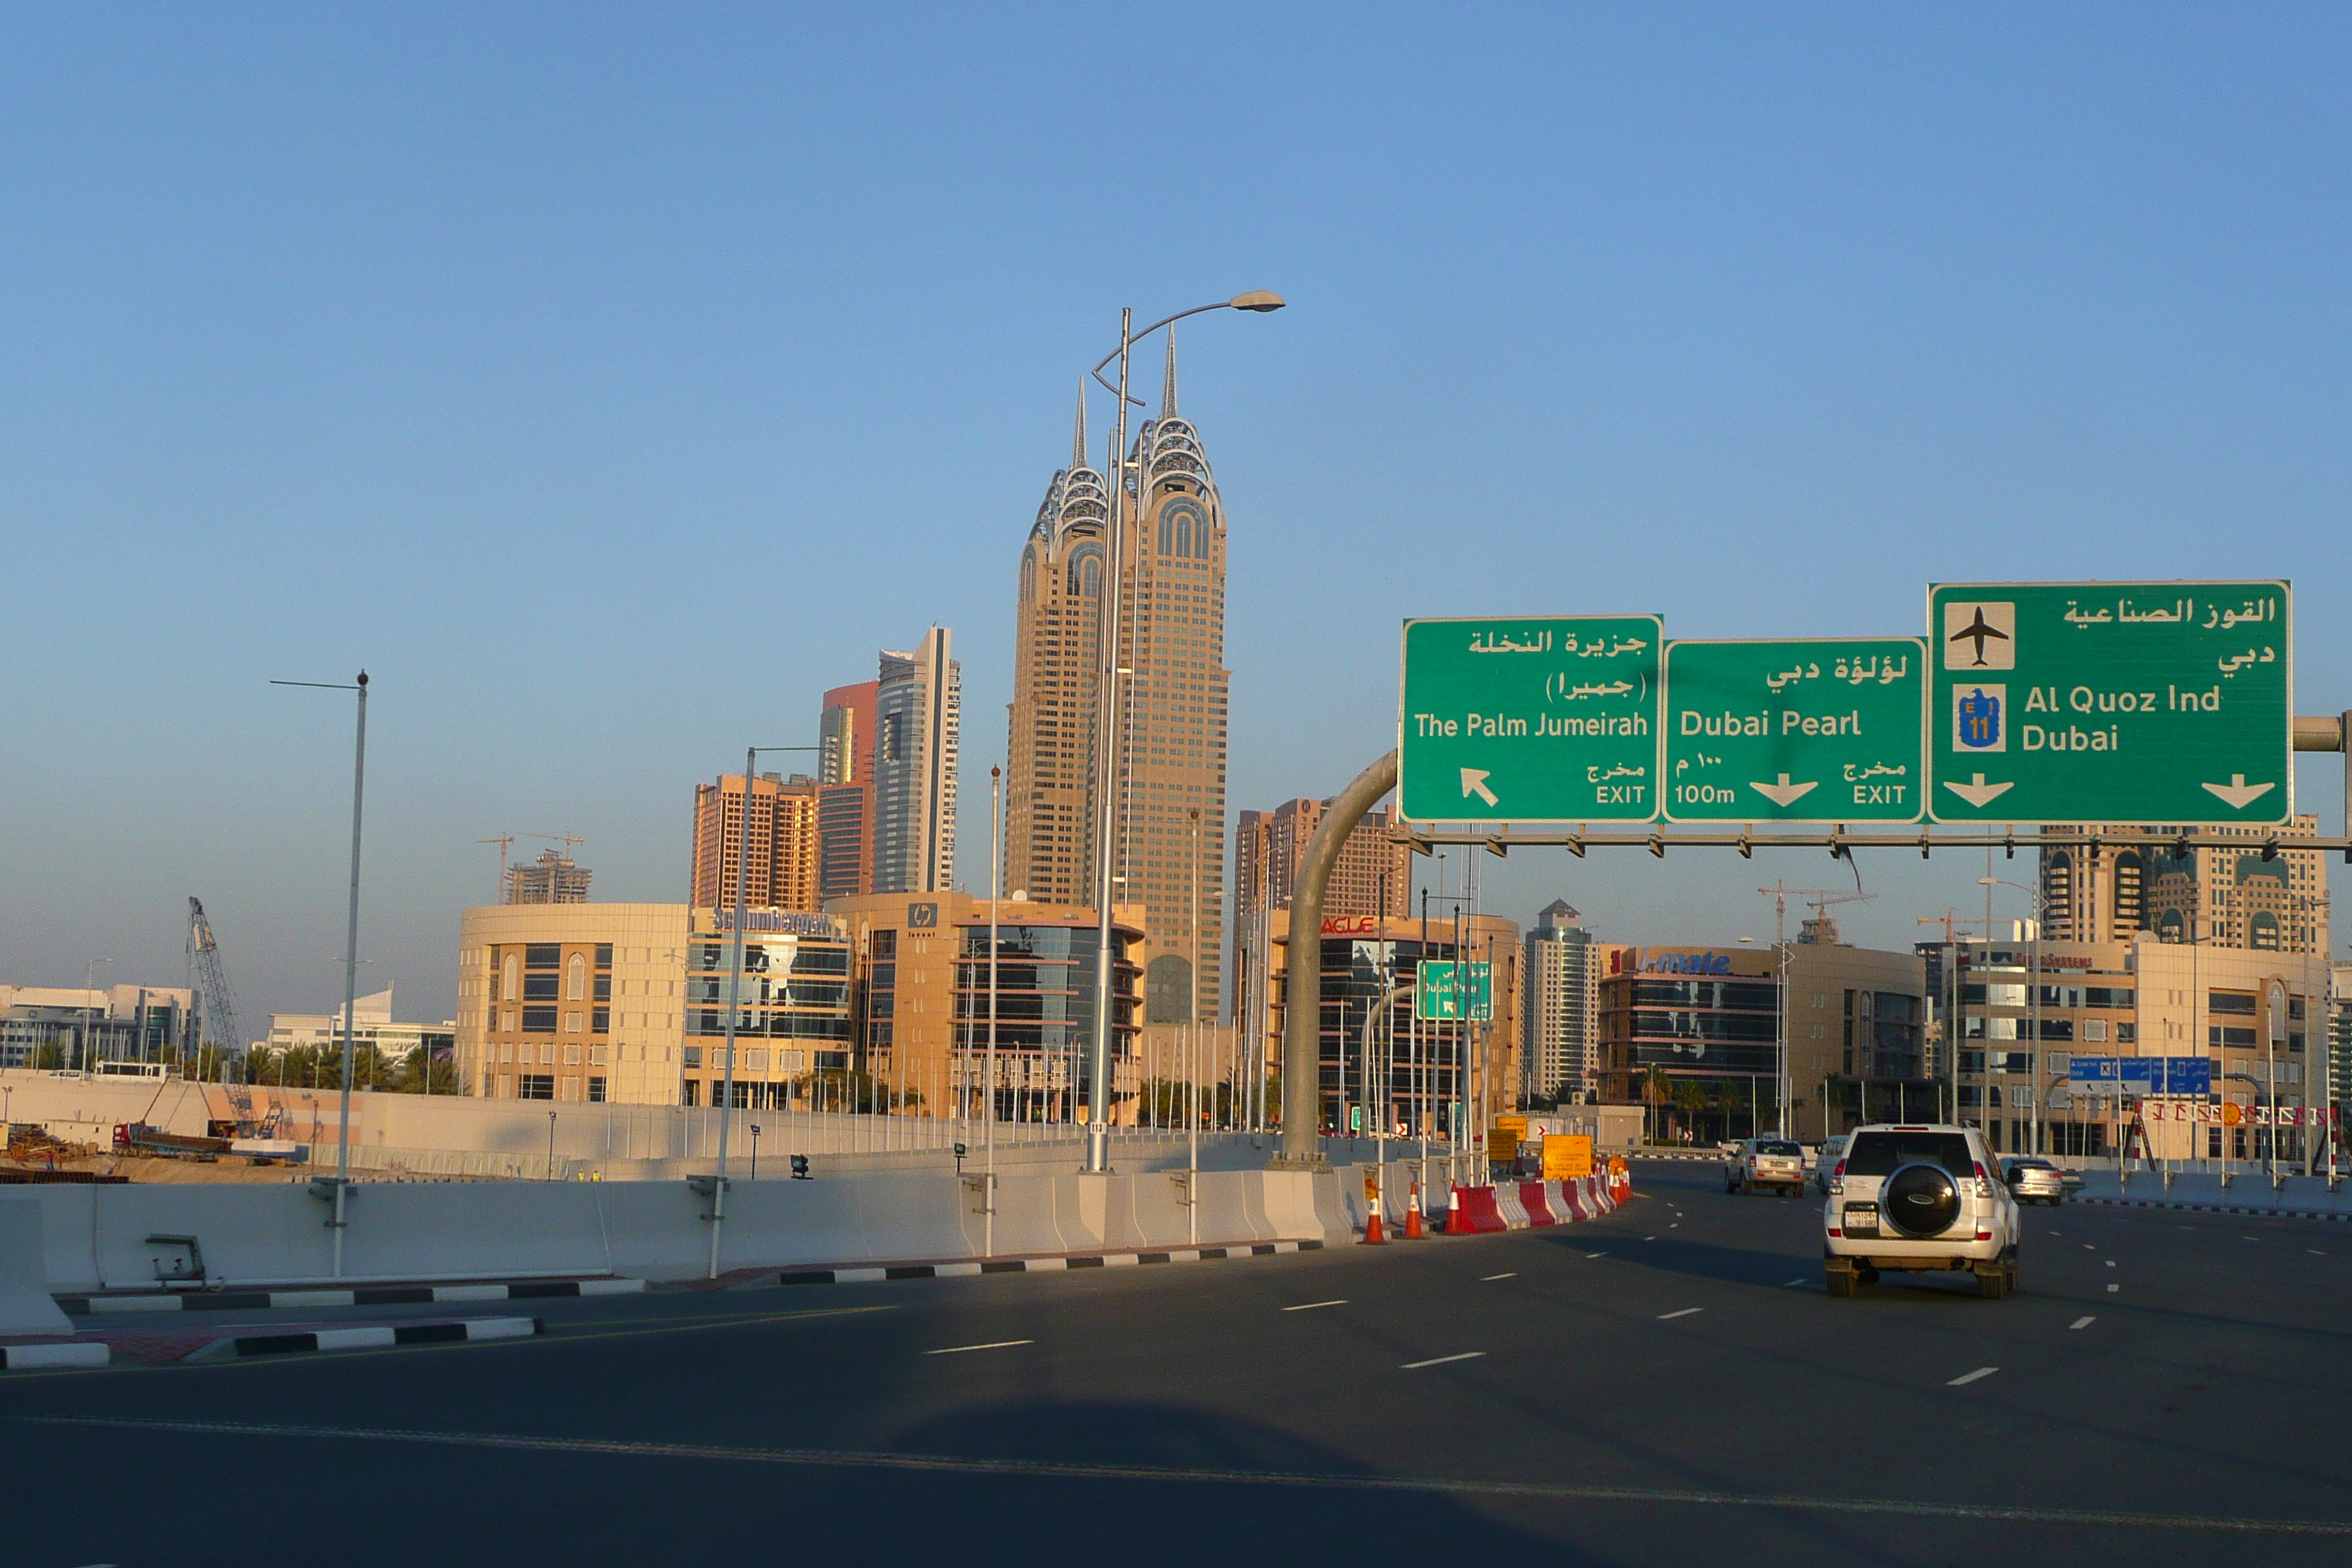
top-left (1881, 1161), bottom-right (1961, 1237)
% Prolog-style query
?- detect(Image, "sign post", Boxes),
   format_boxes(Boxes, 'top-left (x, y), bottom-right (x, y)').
top-left (1662, 638), bottom-right (1926, 822)
top-left (1927, 582), bottom-right (2291, 824)
top-left (1400, 616), bottom-right (1662, 823)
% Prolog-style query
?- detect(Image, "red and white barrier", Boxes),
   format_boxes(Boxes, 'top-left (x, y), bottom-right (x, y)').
top-left (1432, 1169), bottom-right (1632, 1236)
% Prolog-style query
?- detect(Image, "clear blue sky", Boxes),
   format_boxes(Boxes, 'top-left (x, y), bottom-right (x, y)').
top-left (4, 5), bottom-right (2346, 1030)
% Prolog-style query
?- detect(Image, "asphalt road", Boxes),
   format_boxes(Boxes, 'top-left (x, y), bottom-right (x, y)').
top-left (10, 1160), bottom-right (2352, 1566)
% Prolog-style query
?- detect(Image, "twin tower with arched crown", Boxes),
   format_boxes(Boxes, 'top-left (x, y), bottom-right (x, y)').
top-left (1003, 328), bottom-right (1233, 1027)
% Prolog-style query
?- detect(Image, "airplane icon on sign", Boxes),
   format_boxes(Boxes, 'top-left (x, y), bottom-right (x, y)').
top-left (1948, 607), bottom-right (2010, 667)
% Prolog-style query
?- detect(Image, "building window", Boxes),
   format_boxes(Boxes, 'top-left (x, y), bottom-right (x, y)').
top-left (503, 954), bottom-right (519, 1004)
top-left (525, 945), bottom-right (560, 970)
top-left (524, 975), bottom-right (559, 1001)
top-left (518, 1074), bottom-right (554, 1100)
top-left (588, 1044), bottom-right (608, 1066)
top-left (588, 1076), bottom-right (606, 1103)
top-left (563, 1044), bottom-right (581, 1066)
top-left (682, 1079), bottom-right (701, 1107)
top-left (538, 1042), bottom-right (555, 1065)
top-left (522, 1007), bottom-right (558, 1033)
top-left (595, 943), bottom-right (614, 969)
top-left (592, 1008), bottom-right (610, 1034)
top-left (498, 1074), bottom-right (513, 1097)
top-left (564, 1011), bottom-right (583, 1034)
top-left (683, 1046), bottom-right (703, 1068)
top-left (594, 976), bottom-right (612, 1002)
top-left (568, 954), bottom-right (588, 1001)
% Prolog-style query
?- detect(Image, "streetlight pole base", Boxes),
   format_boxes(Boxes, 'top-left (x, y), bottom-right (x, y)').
top-left (1083, 1123), bottom-right (1111, 1174)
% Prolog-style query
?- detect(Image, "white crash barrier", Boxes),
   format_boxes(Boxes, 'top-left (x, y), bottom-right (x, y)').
top-left (0, 1199), bottom-right (74, 1335)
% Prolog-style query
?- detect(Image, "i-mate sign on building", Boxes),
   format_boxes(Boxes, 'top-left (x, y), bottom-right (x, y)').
top-left (1398, 581), bottom-right (2291, 826)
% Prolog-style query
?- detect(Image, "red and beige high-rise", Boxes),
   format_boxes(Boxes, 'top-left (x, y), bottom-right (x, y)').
top-left (1006, 333), bottom-right (1231, 1026)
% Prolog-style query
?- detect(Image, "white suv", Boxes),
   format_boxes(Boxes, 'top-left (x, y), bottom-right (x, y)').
top-left (1823, 1123), bottom-right (2021, 1300)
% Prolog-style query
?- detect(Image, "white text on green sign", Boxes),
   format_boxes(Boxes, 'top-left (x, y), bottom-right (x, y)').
top-left (1398, 617), bottom-right (1662, 823)
top-left (1926, 582), bottom-right (2291, 825)
top-left (1415, 960), bottom-right (1493, 1022)
top-left (1662, 638), bottom-right (1926, 822)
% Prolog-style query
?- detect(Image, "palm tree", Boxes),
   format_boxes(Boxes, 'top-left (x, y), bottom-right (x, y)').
top-left (1642, 1063), bottom-right (1671, 1145)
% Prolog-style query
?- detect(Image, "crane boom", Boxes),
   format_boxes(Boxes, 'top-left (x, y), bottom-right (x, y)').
top-left (186, 897), bottom-right (245, 1069)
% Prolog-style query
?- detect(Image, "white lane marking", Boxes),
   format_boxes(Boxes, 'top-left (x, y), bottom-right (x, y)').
top-left (1401, 1352), bottom-right (1485, 1371)
top-left (1948, 1367), bottom-right (1999, 1387)
top-left (1281, 1300), bottom-right (1346, 1312)
top-left (37, 1417), bottom-right (2352, 1536)
top-left (2048, 1230), bottom-right (2062, 1236)
top-left (1643, 1236), bottom-right (1658, 1242)
top-left (1658, 1308), bottom-right (1704, 1321)
top-left (1586, 1252), bottom-right (1608, 1259)
top-left (2070, 1315), bottom-right (2095, 1330)
top-left (1782, 1278), bottom-right (1807, 1287)
top-left (924, 1340), bottom-right (1033, 1356)
top-left (1480, 1273), bottom-right (1516, 1282)
top-left (2082, 1244), bottom-right (2097, 1251)
top-left (2105, 1260), bottom-right (2117, 1268)
top-left (2310, 1250), bottom-right (2326, 1256)
top-left (2242, 1236), bottom-right (2260, 1243)
top-left (2106, 1283), bottom-right (2120, 1292)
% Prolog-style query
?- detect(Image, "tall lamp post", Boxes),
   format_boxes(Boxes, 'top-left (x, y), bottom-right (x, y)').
top-left (272, 671), bottom-right (368, 1276)
top-left (707, 745), bottom-right (817, 1279)
top-left (1077, 290), bottom-right (1284, 1174)
top-left (81, 958), bottom-right (116, 1073)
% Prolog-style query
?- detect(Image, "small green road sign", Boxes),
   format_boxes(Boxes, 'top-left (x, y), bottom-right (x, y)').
top-left (1662, 638), bottom-right (1926, 823)
top-left (1926, 581), bottom-right (2292, 825)
top-left (1415, 960), bottom-right (1493, 1022)
top-left (1398, 616), bottom-right (1662, 823)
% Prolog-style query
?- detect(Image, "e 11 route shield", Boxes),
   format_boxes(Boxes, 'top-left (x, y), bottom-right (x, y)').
top-left (1927, 581), bottom-right (2291, 826)
top-left (1662, 638), bottom-right (1926, 822)
top-left (1398, 616), bottom-right (1663, 824)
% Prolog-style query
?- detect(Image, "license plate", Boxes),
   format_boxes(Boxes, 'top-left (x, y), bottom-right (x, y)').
top-left (1842, 1206), bottom-right (1880, 1235)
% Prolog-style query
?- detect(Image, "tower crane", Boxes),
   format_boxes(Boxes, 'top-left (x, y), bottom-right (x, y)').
top-left (475, 832), bottom-right (587, 902)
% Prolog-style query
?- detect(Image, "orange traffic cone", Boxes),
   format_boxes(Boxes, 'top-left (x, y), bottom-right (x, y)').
top-left (1363, 1207), bottom-right (1386, 1244)
top-left (1404, 1179), bottom-right (1425, 1239)
top-left (1445, 1186), bottom-right (1466, 1235)
top-left (1362, 1169), bottom-right (1386, 1243)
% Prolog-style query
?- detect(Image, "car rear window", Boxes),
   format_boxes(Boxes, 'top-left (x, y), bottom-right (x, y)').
top-left (1757, 1141), bottom-right (1802, 1156)
top-left (1844, 1131), bottom-right (1975, 1178)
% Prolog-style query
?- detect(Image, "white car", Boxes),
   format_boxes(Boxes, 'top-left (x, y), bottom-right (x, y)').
top-left (1823, 1123), bottom-right (2021, 1300)
top-left (1812, 1134), bottom-right (1850, 1193)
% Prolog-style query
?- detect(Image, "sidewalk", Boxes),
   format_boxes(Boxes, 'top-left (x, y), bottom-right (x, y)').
top-left (2067, 1168), bottom-right (2352, 1221)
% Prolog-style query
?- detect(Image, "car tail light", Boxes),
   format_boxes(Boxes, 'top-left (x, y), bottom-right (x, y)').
top-left (1975, 1230), bottom-right (1993, 1240)
top-left (1833, 1160), bottom-right (1846, 1180)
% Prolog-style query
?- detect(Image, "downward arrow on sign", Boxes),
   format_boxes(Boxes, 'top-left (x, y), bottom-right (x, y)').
top-left (2201, 774), bottom-right (2276, 810)
top-left (1944, 773), bottom-right (2014, 808)
top-left (1749, 774), bottom-right (1817, 807)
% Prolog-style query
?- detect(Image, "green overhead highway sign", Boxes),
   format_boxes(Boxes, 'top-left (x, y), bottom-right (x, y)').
top-left (1398, 615), bottom-right (1662, 823)
top-left (1927, 581), bottom-right (2291, 825)
top-left (1662, 638), bottom-right (1926, 822)
top-left (1415, 960), bottom-right (1493, 1022)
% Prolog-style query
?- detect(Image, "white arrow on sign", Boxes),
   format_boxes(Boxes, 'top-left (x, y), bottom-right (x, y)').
top-left (1460, 768), bottom-right (1499, 808)
top-left (2201, 774), bottom-right (2276, 810)
top-left (1944, 774), bottom-right (2015, 808)
top-left (1749, 774), bottom-right (1817, 808)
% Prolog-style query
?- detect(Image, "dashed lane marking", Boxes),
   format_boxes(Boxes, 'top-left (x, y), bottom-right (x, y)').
top-left (35, 1416), bottom-right (2352, 1534)
top-left (1480, 1273), bottom-right (1516, 1282)
top-left (924, 1340), bottom-right (1032, 1355)
top-left (2106, 1284), bottom-right (2120, 1293)
top-left (1783, 1278), bottom-right (1808, 1287)
top-left (2070, 1316), bottom-right (2095, 1330)
top-left (1586, 1252), bottom-right (1608, 1259)
top-left (1948, 1367), bottom-right (1999, 1387)
top-left (1400, 1352), bottom-right (1485, 1371)
top-left (2106, 1261), bottom-right (2117, 1268)
top-left (1658, 1308), bottom-right (1704, 1321)
top-left (1281, 1300), bottom-right (1346, 1312)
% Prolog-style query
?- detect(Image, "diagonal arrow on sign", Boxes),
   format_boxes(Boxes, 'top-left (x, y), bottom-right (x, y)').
top-left (2201, 774), bottom-right (2276, 810)
top-left (1944, 774), bottom-right (2015, 808)
top-left (1749, 774), bottom-right (1817, 808)
top-left (1460, 768), bottom-right (1499, 808)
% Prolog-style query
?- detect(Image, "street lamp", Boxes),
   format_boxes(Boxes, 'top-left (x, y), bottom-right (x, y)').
top-left (271, 671), bottom-right (368, 1278)
top-left (706, 745), bottom-right (818, 1279)
top-left (1978, 876), bottom-right (2044, 1158)
top-left (82, 958), bottom-right (116, 1073)
top-left (1079, 292), bottom-right (1284, 1175)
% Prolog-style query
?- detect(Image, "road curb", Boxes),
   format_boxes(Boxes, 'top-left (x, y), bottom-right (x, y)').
top-left (758, 1239), bottom-right (1325, 1288)
top-left (195, 1316), bottom-right (546, 1361)
top-left (61, 1278), bottom-right (644, 1316)
top-left (0, 1341), bottom-right (109, 1371)
top-left (2073, 1195), bottom-right (2352, 1222)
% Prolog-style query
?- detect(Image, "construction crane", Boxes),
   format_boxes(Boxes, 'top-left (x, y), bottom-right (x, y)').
top-left (186, 898), bottom-right (244, 1077)
top-left (1757, 881), bottom-right (1878, 949)
top-left (475, 834), bottom-right (516, 902)
top-left (476, 831), bottom-right (587, 903)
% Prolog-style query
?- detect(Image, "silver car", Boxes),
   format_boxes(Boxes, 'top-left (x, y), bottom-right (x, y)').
top-left (2002, 1156), bottom-right (2066, 1205)
top-left (1727, 1137), bottom-right (1809, 1194)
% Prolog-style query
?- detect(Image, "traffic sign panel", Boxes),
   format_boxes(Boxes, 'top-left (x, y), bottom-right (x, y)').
top-left (1662, 638), bottom-right (1926, 822)
top-left (1415, 960), bottom-right (1493, 1021)
top-left (1926, 582), bottom-right (2291, 825)
top-left (1398, 616), bottom-right (1662, 823)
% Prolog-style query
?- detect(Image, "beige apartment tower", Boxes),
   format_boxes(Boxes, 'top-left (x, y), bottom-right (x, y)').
top-left (1006, 336), bottom-right (1231, 1025)
top-left (690, 774), bottom-right (819, 912)
top-left (2039, 815), bottom-right (2330, 954)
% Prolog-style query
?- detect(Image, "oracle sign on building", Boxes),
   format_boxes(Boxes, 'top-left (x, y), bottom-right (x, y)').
top-left (1319, 914), bottom-right (1384, 937)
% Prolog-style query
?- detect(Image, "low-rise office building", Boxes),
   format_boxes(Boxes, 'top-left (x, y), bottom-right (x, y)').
top-left (0, 985), bottom-right (197, 1071)
top-left (266, 985), bottom-right (453, 1066)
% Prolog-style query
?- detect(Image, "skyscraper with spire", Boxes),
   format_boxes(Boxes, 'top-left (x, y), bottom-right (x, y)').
top-left (1006, 331), bottom-right (1230, 1024)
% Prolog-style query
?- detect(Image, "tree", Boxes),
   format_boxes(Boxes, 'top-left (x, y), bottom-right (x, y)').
top-left (1641, 1064), bottom-right (1671, 1144)
top-left (1671, 1079), bottom-right (1707, 1142)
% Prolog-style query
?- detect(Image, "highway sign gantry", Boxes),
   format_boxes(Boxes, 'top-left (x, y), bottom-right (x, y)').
top-left (1662, 638), bottom-right (1926, 822)
top-left (1927, 581), bottom-right (2291, 825)
top-left (1398, 615), bottom-right (1662, 823)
